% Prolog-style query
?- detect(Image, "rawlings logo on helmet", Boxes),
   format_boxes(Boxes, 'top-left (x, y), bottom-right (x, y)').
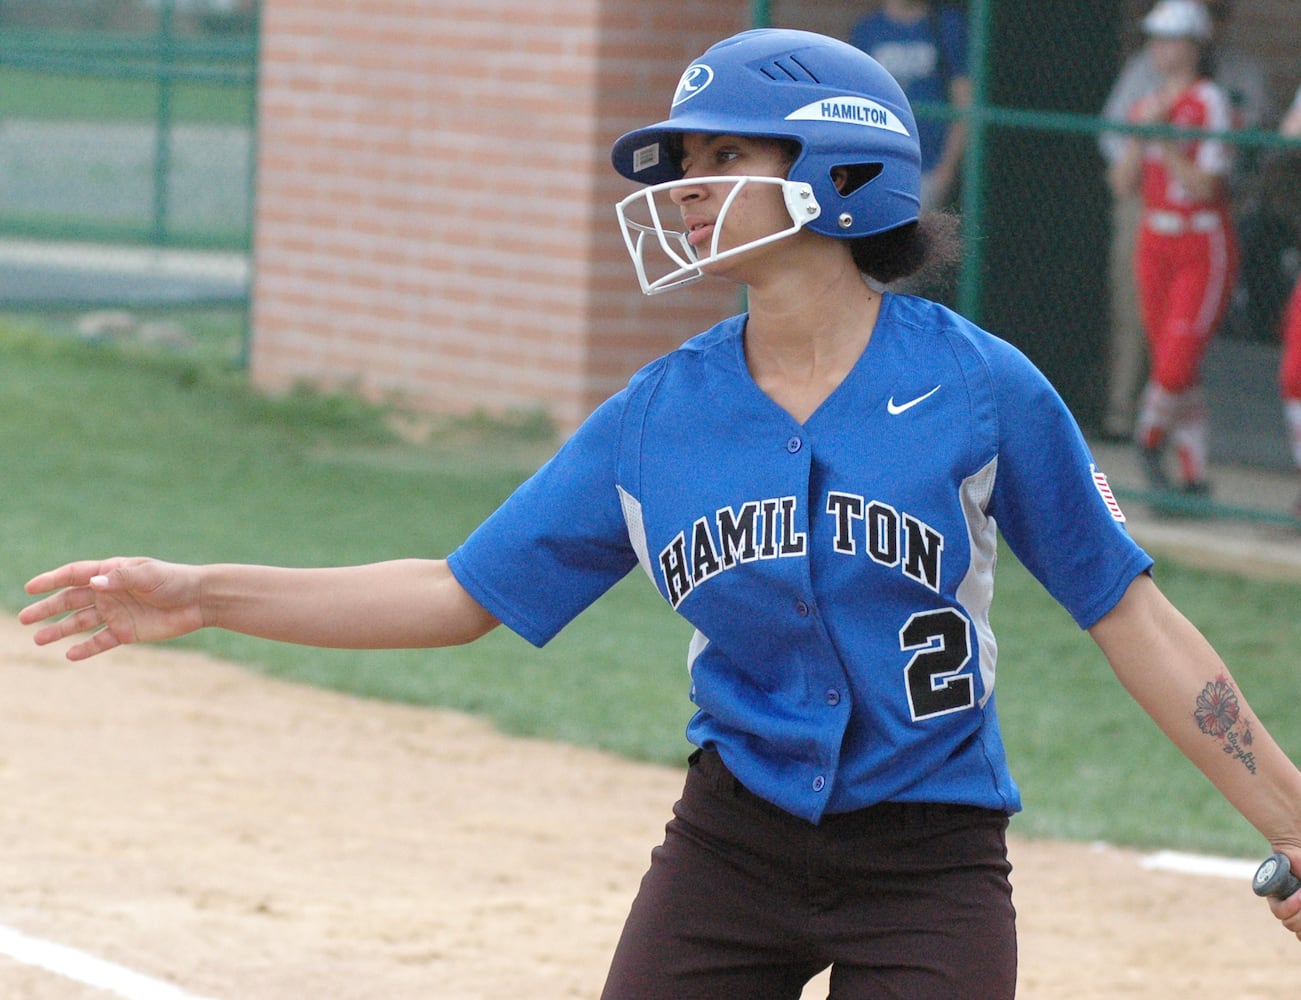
top-left (672, 64), bottom-right (715, 107)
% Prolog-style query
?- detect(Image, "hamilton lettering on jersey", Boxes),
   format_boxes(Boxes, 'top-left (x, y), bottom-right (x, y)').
top-left (657, 492), bottom-right (943, 608)
top-left (825, 492), bottom-right (943, 592)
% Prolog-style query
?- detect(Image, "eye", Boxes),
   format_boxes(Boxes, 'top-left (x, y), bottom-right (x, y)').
top-left (712, 146), bottom-right (742, 168)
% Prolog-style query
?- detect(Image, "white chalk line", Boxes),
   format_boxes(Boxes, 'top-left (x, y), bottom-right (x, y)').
top-left (1139, 849), bottom-right (1260, 881)
top-left (0, 850), bottom-right (1259, 997)
top-left (0, 924), bottom-right (216, 1000)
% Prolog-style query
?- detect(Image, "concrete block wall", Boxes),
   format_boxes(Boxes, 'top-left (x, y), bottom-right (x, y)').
top-left (250, 0), bottom-right (752, 434)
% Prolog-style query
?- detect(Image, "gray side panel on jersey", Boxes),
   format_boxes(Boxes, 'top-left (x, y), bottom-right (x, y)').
top-left (619, 483), bottom-right (712, 686)
top-left (617, 485), bottom-right (658, 590)
top-left (687, 627), bottom-right (711, 684)
top-left (956, 456), bottom-right (999, 707)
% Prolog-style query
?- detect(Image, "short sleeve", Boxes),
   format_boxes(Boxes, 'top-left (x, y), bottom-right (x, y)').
top-left (447, 391), bottom-right (639, 647)
top-left (983, 342), bottom-right (1153, 629)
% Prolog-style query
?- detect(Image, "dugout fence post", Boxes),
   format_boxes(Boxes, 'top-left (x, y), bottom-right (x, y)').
top-left (956, 0), bottom-right (992, 325)
top-left (151, 0), bottom-right (177, 247)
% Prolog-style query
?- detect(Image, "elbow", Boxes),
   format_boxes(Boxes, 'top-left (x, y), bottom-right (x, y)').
top-left (452, 607), bottom-right (501, 647)
top-left (422, 559), bottom-right (502, 648)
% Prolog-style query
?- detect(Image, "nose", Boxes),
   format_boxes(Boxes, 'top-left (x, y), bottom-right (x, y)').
top-left (668, 180), bottom-right (705, 206)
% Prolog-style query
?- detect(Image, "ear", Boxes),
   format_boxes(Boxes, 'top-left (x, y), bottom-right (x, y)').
top-left (831, 166), bottom-right (850, 194)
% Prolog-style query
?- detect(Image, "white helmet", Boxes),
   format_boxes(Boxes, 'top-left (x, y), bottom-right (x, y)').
top-left (1142, 0), bottom-right (1212, 40)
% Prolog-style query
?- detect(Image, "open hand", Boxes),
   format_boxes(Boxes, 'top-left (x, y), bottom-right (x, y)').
top-left (19, 558), bottom-right (206, 661)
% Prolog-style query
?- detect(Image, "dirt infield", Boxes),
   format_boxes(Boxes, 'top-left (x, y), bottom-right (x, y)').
top-left (0, 614), bottom-right (1295, 999)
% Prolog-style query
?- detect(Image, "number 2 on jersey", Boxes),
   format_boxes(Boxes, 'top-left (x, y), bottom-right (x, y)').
top-left (900, 607), bottom-right (976, 721)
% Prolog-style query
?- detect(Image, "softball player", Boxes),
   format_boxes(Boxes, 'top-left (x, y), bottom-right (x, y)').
top-left (20, 27), bottom-right (1301, 999)
top-left (1107, 0), bottom-right (1239, 496)
top-left (1280, 279), bottom-right (1301, 515)
top-left (1277, 84), bottom-right (1301, 518)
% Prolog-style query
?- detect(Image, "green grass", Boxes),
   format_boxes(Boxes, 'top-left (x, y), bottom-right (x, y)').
top-left (3, 317), bottom-right (1299, 857)
top-left (0, 25), bottom-right (256, 126)
top-left (993, 559), bottom-right (1301, 855)
top-left (0, 65), bottom-right (255, 126)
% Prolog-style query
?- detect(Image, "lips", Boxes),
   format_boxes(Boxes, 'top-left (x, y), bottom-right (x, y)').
top-left (686, 220), bottom-right (716, 248)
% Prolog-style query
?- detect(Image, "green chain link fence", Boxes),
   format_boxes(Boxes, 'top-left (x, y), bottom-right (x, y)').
top-left (3, 0), bottom-right (1300, 503)
top-left (0, 0), bottom-right (256, 359)
top-left (0, 0), bottom-right (257, 250)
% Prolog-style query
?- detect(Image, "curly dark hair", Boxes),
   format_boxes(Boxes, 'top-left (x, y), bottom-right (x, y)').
top-left (848, 210), bottom-right (965, 287)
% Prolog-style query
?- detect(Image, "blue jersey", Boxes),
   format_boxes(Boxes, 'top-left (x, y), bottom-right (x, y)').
top-left (448, 294), bottom-right (1152, 824)
top-left (848, 8), bottom-right (968, 174)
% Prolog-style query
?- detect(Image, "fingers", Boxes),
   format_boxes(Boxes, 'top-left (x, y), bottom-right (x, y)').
top-left (20, 557), bottom-right (142, 626)
top-left (65, 627), bottom-right (122, 663)
top-left (1265, 857), bottom-right (1301, 938)
top-left (18, 584), bottom-right (96, 629)
top-left (1269, 896), bottom-right (1301, 940)
top-left (29, 603), bottom-right (103, 648)
top-left (20, 562), bottom-right (127, 662)
top-left (24, 560), bottom-right (116, 599)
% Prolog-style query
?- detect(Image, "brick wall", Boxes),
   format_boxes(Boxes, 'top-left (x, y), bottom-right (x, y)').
top-left (251, 0), bottom-right (749, 434)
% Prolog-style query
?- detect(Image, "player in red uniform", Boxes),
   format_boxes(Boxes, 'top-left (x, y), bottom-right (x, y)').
top-left (1279, 280), bottom-right (1301, 517)
top-left (1108, 0), bottom-right (1238, 496)
top-left (1277, 84), bottom-right (1301, 519)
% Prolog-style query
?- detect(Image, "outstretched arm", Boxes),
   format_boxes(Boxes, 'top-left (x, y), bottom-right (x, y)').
top-left (20, 557), bottom-right (499, 661)
top-left (1089, 573), bottom-right (1301, 938)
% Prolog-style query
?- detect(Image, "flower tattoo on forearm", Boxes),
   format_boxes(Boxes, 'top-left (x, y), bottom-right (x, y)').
top-left (1194, 677), bottom-right (1257, 774)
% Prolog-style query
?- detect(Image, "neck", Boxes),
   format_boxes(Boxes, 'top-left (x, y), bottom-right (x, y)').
top-left (742, 253), bottom-right (883, 424)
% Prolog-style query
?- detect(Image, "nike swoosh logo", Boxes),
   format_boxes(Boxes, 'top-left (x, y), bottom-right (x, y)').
top-left (886, 385), bottom-right (941, 415)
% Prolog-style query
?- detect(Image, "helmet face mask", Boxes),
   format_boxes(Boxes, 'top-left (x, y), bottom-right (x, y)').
top-left (615, 174), bottom-right (821, 295)
top-left (611, 28), bottom-right (922, 295)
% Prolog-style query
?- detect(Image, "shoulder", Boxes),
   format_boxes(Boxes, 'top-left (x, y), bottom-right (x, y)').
top-left (619, 313), bottom-right (746, 407)
top-left (637, 313), bottom-right (743, 373)
top-left (1115, 50), bottom-right (1159, 95)
top-left (1185, 79), bottom-right (1233, 124)
top-left (884, 296), bottom-right (1059, 431)
top-left (884, 295), bottom-right (1035, 374)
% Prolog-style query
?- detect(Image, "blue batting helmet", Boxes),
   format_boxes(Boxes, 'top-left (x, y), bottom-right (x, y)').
top-left (610, 28), bottom-right (922, 240)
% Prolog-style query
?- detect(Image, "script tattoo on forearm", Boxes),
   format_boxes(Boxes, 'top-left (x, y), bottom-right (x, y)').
top-left (1193, 676), bottom-right (1257, 775)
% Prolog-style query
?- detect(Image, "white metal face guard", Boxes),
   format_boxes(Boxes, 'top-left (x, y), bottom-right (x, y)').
top-left (615, 175), bottom-right (822, 295)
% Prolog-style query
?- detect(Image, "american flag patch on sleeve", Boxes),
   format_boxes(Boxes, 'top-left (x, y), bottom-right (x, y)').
top-left (1091, 465), bottom-right (1125, 522)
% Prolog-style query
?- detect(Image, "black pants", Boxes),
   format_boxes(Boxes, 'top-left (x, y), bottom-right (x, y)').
top-left (601, 749), bottom-right (1017, 1000)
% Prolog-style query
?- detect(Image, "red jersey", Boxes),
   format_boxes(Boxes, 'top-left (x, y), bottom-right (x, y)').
top-left (1135, 79), bottom-right (1234, 213)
